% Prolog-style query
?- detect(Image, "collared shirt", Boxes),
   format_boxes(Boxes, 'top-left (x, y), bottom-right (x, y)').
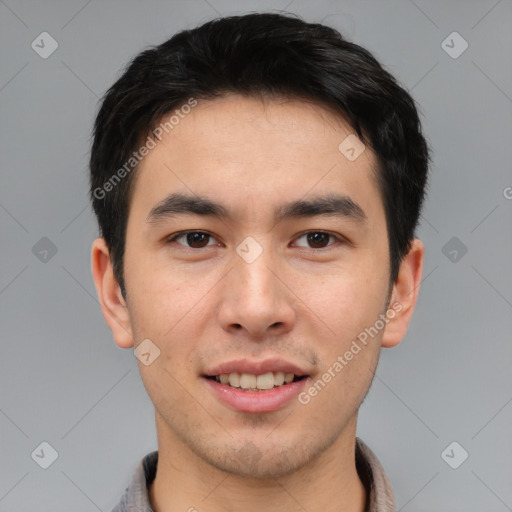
top-left (111, 437), bottom-right (396, 512)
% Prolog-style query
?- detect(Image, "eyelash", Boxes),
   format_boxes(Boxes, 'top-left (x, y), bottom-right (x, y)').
top-left (165, 230), bottom-right (346, 250)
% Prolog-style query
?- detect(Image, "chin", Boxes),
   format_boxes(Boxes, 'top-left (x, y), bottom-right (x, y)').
top-left (190, 434), bottom-right (333, 480)
top-left (211, 451), bottom-right (307, 479)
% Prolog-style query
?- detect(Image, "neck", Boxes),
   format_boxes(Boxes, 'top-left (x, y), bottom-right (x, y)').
top-left (149, 415), bottom-right (367, 512)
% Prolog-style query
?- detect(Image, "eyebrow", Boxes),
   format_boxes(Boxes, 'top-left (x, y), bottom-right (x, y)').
top-left (146, 192), bottom-right (367, 225)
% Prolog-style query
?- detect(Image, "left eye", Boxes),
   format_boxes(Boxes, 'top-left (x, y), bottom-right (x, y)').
top-left (294, 232), bottom-right (339, 249)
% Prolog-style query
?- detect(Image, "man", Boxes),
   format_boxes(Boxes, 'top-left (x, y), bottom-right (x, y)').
top-left (90, 12), bottom-right (429, 512)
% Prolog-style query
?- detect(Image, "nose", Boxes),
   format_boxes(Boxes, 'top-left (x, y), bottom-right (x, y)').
top-left (216, 246), bottom-right (296, 339)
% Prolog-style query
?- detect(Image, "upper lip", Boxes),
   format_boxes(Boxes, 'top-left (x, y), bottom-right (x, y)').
top-left (203, 358), bottom-right (310, 377)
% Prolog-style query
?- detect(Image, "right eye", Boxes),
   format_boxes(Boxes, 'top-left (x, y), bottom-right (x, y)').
top-left (166, 231), bottom-right (219, 249)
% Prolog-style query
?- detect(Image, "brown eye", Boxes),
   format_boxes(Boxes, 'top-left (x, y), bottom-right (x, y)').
top-left (186, 232), bottom-right (210, 248)
top-left (168, 231), bottom-right (216, 248)
top-left (307, 232), bottom-right (330, 248)
top-left (294, 231), bottom-right (338, 249)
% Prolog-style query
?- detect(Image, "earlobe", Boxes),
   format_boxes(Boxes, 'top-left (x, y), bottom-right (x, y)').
top-left (90, 237), bottom-right (134, 348)
top-left (381, 238), bottom-right (424, 348)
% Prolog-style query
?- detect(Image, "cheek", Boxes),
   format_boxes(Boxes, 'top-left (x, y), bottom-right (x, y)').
top-left (126, 255), bottom-right (190, 334)
top-left (301, 327), bottom-right (381, 418)
top-left (127, 268), bottom-right (208, 375)
top-left (135, 329), bottom-right (198, 410)
top-left (305, 263), bottom-right (387, 343)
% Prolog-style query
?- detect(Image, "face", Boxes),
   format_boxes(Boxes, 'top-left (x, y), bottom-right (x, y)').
top-left (117, 94), bottom-right (395, 478)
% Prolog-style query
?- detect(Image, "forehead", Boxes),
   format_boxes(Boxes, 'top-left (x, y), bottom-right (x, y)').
top-left (128, 94), bottom-right (382, 224)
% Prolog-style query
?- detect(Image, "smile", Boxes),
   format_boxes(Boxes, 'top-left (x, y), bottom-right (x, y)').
top-left (207, 371), bottom-right (305, 391)
top-left (203, 373), bottom-right (309, 413)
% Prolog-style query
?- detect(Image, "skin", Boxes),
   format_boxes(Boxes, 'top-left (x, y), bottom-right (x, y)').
top-left (91, 94), bottom-right (424, 512)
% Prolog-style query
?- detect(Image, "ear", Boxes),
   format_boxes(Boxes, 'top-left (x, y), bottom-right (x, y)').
top-left (91, 237), bottom-right (134, 348)
top-left (381, 238), bottom-right (424, 348)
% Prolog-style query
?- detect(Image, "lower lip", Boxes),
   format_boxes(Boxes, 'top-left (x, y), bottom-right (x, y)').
top-left (204, 377), bottom-right (309, 413)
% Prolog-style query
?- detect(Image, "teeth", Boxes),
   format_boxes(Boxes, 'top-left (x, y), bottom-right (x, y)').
top-left (213, 371), bottom-right (301, 390)
top-left (228, 373), bottom-right (240, 388)
top-left (240, 373), bottom-right (257, 389)
top-left (256, 372), bottom-right (274, 390)
top-left (274, 371), bottom-right (285, 386)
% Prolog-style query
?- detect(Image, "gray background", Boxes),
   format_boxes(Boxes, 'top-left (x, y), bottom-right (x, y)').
top-left (1, 0), bottom-right (511, 510)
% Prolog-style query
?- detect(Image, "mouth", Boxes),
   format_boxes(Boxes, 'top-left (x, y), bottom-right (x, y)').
top-left (204, 371), bottom-right (307, 392)
top-left (202, 360), bottom-right (311, 413)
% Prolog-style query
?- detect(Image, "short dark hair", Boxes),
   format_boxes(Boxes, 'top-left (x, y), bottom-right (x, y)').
top-left (89, 12), bottom-right (431, 300)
